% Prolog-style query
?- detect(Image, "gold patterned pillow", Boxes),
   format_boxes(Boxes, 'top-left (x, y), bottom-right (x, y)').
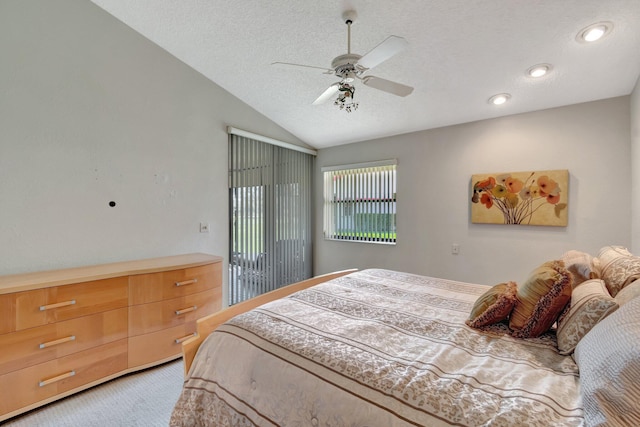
top-left (466, 282), bottom-right (517, 329)
top-left (598, 246), bottom-right (640, 297)
top-left (556, 279), bottom-right (618, 355)
top-left (510, 260), bottom-right (573, 338)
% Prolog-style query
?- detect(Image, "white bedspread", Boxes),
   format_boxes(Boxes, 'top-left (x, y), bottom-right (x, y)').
top-left (171, 269), bottom-right (583, 426)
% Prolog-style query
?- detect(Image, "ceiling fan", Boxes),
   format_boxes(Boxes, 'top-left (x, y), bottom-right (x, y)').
top-left (272, 10), bottom-right (414, 111)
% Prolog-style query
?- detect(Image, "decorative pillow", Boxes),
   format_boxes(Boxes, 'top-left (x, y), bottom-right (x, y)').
top-left (509, 260), bottom-right (572, 338)
top-left (466, 282), bottom-right (517, 329)
top-left (573, 296), bottom-right (640, 426)
top-left (556, 279), bottom-right (618, 355)
top-left (561, 250), bottom-right (599, 288)
top-left (598, 245), bottom-right (640, 297)
top-left (615, 278), bottom-right (640, 306)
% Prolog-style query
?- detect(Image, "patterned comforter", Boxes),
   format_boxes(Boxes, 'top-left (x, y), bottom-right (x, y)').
top-left (171, 269), bottom-right (583, 426)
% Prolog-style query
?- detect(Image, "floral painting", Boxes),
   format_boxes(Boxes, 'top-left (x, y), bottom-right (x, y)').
top-left (471, 169), bottom-right (568, 226)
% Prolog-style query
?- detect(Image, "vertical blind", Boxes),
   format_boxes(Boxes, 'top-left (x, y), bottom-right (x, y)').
top-left (229, 131), bottom-right (314, 305)
top-left (322, 160), bottom-right (397, 244)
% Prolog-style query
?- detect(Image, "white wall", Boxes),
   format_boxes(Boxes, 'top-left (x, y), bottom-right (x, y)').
top-left (631, 77), bottom-right (640, 252)
top-left (315, 97), bottom-right (631, 286)
top-left (0, 0), bottom-right (309, 281)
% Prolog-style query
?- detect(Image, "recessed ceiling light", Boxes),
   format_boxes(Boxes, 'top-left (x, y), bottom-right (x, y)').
top-left (527, 64), bottom-right (552, 78)
top-left (488, 93), bottom-right (511, 105)
top-left (576, 22), bottom-right (613, 43)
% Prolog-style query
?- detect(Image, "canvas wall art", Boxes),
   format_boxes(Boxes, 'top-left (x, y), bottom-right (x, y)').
top-left (471, 169), bottom-right (568, 226)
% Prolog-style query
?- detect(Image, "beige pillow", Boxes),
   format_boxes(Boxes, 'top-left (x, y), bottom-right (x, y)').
top-left (466, 282), bottom-right (517, 329)
top-left (598, 246), bottom-right (640, 297)
top-left (510, 260), bottom-right (572, 338)
top-left (561, 250), bottom-right (599, 288)
top-left (556, 279), bottom-right (618, 355)
top-left (615, 279), bottom-right (640, 306)
top-left (574, 296), bottom-right (640, 426)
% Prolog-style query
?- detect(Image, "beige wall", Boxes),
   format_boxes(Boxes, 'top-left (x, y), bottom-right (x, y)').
top-left (315, 97), bottom-right (632, 286)
top-left (0, 0), bottom-right (309, 282)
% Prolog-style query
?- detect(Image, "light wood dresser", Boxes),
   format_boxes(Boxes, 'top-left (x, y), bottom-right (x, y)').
top-left (0, 253), bottom-right (222, 422)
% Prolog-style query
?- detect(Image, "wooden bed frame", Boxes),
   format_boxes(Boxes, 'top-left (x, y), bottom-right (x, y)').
top-left (181, 269), bottom-right (357, 376)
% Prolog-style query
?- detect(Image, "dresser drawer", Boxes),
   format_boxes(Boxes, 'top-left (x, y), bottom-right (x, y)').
top-left (0, 308), bottom-right (128, 376)
top-left (5, 277), bottom-right (128, 332)
top-left (129, 263), bottom-right (220, 304)
top-left (128, 323), bottom-right (196, 368)
top-left (129, 289), bottom-right (220, 337)
top-left (0, 339), bottom-right (128, 416)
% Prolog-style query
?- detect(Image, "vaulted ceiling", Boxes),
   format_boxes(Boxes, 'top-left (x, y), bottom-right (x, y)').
top-left (91, 0), bottom-right (640, 148)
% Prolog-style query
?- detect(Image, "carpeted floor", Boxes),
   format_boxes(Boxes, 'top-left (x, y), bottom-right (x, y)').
top-left (2, 360), bottom-right (184, 426)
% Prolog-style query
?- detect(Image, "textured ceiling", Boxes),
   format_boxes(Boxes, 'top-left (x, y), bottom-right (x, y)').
top-left (90, 0), bottom-right (640, 149)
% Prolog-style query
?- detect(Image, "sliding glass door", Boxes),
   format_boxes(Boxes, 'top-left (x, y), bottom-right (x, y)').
top-left (229, 133), bottom-right (314, 305)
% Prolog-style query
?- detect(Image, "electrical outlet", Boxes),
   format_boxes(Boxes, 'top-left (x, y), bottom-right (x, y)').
top-left (199, 222), bottom-right (210, 233)
top-left (451, 243), bottom-right (460, 255)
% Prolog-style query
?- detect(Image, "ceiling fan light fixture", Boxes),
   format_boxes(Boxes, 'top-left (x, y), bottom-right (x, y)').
top-left (576, 22), bottom-right (613, 43)
top-left (343, 71), bottom-right (356, 83)
top-left (334, 82), bottom-right (358, 112)
top-left (527, 63), bottom-right (552, 78)
top-left (489, 93), bottom-right (511, 105)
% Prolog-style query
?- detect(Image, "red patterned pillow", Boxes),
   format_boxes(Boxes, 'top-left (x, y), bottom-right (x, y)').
top-left (466, 282), bottom-right (518, 329)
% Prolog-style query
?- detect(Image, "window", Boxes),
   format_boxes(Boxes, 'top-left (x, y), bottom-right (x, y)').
top-left (322, 160), bottom-right (397, 244)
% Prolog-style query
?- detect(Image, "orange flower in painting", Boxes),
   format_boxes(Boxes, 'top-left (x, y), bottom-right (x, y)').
top-left (505, 177), bottom-right (524, 194)
top-left (537, 176), bottom-right (559, 197)
top-left (480, 193), bottom-right (493, 209)
top-left (476, 177), bottom-right (496, 191)
top-left (473, 177), bottom-right (496, 203)
top-left (547, 193), bottom-right (561, 204)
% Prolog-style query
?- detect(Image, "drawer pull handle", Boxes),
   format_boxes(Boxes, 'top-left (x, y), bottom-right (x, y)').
top-left (39, 335), bottom-right (76, 349)
top-left (39, 370), bottom-right (76, 387)
top-left (175, 306), bottom-right (197, 316)
top-left (39, 300), bottom-right (76, 311)
top-left (175, 279), bottom-right (198, 287)
top-left (175, 332), bottom-right (197, 344)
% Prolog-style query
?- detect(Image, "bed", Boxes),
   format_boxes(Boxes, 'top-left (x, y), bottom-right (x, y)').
top-left (171, 247), bottom-right (640, 427)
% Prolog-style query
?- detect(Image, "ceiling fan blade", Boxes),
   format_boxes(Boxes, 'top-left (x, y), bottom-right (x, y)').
top-left (312, 83), bottom-right (340, 105)
top-left (362, 76), bottom-right (413, 97)
top-left (271, 62), bottom-right (334, 74)
top-left (357, 35), bottom-right (408, 70)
